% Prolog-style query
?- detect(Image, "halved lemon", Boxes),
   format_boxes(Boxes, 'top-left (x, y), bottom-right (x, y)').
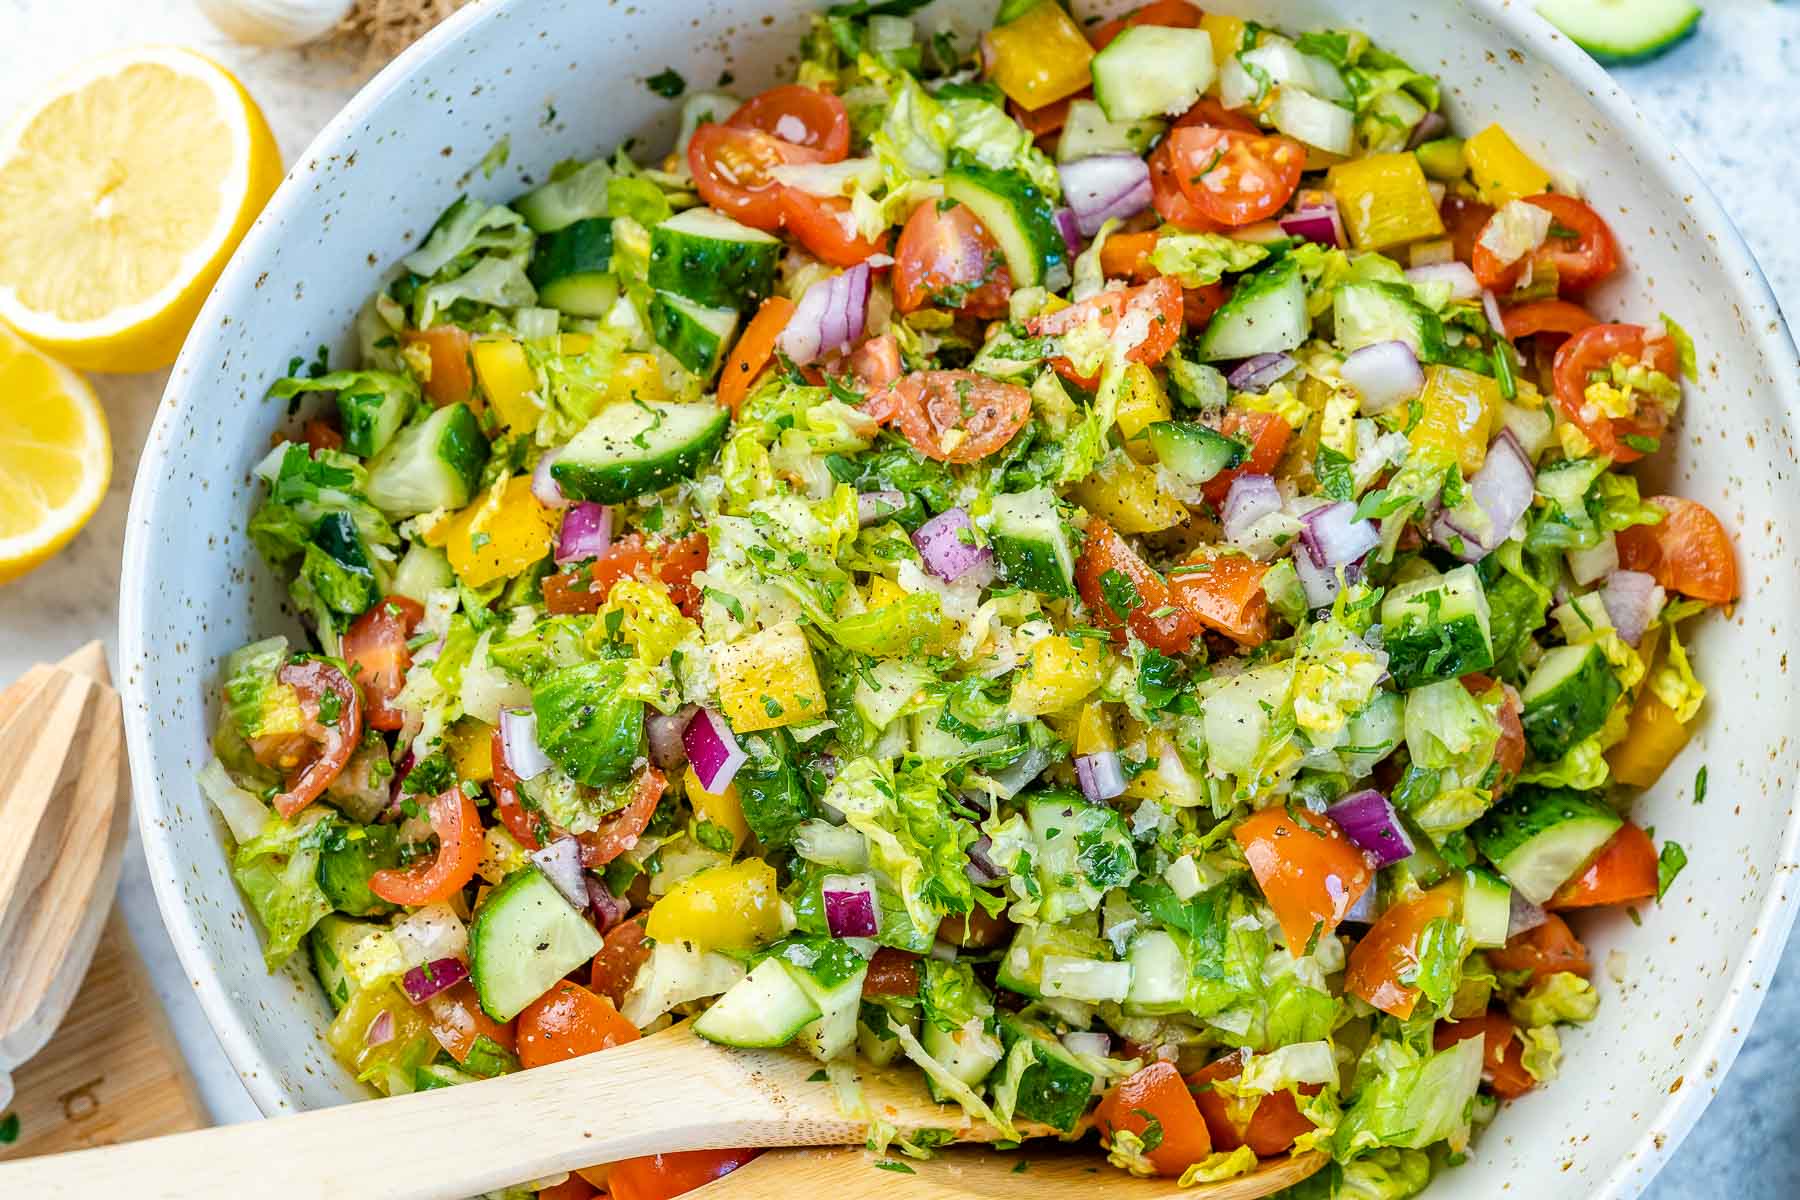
top-left (0, 325), bottom-right (111, 583)
top-left (0, 47), bottom-right (282, 373)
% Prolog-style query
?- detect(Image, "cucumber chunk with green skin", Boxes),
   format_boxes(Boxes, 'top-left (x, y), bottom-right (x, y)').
top-left (1090, 25), bottom-right (1218, 121)
top-left (1144, 420), bottom-right (1245, 485)
top-left (309, 914), bottom-right (378, 1012)
top-left (366, 402), bottom-right (490, 517)
top-left (989, 486), bottom-right (1076, 597)
top-left (1415, 137), bottom-right (1468, 182)
top-left (1123, 929), bottom-right (1187, 1016)
top-left (650, 291), bottom-right (740, 378)
top-left (316, 822), bottom-right (401, 917)
top-left (1380, 564), bottom-right (1496, 689)
top-left (921, 1019), bottom-right (1005, 1100)
top-left (1025, 788), bottom-right (1138, 924)
top-left (1535, 0), bottom-right (1701, 64)
top-left (692, 957), bottom-right (822, 1048)
top-left (997, 1013), bottom-right (1097, 1133)
top-left (514, 159), bottom-right (612, 233)
top-left (390, 543), bottom-right (454, 605)
top-left (1519, 643), bottom-right (1622, 761)
top-left (1194, 256), bottom-right (1308, 361)
top-left (1334, 280), bottom-right (1449, 361)
top-left (414, 1062), bottom-right (481, 1091)
top-left (1056, 99), bottom-right (1166, 163)
top-left (1471, 785), bottom-right (1622, 904)
top-left (1461, 868), bottom-right (1512, 948)
top-left (551, 399), bottom-right (730, 504)
top-left (943, 160), bottom-right (1069, 291)
top-left (336, 379), bottom-right (418, 459)
top-left (469, 866), bottom-right (605, 1021)
top-left (996, 920), bottom-right (1110, 999)
top-left (768, 937), bottom-right (869, 1062)
top-left (529, 218), bottom-right (618, 317)
top-left (648, 207), bottom-right (782, 312)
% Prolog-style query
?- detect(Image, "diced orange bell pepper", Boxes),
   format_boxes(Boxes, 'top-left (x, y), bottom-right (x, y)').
top-left (644, 859), bottom-right (782, 951)
top-left (430, 474), bottom-right (561, 588)
top-left (402, 326), bottom-right (475, 406)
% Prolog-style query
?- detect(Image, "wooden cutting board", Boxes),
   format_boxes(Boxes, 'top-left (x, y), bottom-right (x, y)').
top-left (0, 911), bottom-right (209, 1158)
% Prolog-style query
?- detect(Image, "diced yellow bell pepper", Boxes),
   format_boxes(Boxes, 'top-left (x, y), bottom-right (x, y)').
top-left (602, 576), bottom-right (697, 665)
top-left (983, 1), bottom-right (1095, 111)
top-left (1462, 124), bottom-right (1551, 207)
top-left (470, 337), bottom-right (542, 434)
top-left (432, 475), bottom-right (561, 588)
top-left (713, 619), bottom-right (827, 733)
top-left (644, 859), bottom-right (781, 951)
top-left (1115, 363), bottom-right (1171, 465)
top-left (867, 574), bottom-right (906, 609)
top-left (1072, 452), bottom-right (1187, 534)
top-left (1199, 13), bottom-right (1247, 74)
top-left (684, 766), bottom-right (750, 852)
top-left (1607, 690), bottom-right (1693, 789)
top-left (610, 353), bottom-right (663, 405)
top-left (1124, 732), bottom-right (1203, 806)
top-left (1326, 153), bottom-right (1446, 251)
top-left (448, 717), bottom-right (495, 783)
top-left (1008, 635), bottom-right (1104, 718)
top-left (1410, 365), bottom-right (1501, 476)
top-left (559, 332), bottom-right (593, 355)
top-left (1073, 700), bottom-right (1116, 756)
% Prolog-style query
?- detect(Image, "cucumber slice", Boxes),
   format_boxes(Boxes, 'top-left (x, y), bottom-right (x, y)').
top-left (1334, 280), bottom-right (1449, 361)
top-left (1090, 25), bottom-right (1217, 121)
top-left (1026, 789), bottom-right (1137, 924)
top-left (315, 823), bottom-right (400, 917)
top-left (550, 399), bottom-right (730, 504)
top-left (468, 866), bottom-right (605, 1021)
top-left (857, 1010), bottom-right (917, 1067)
top-left (1040, 955), bottom-right (1131, 1004)
top-left (649, 291), bottom-right (739, 378)
top-left (308, 914), bottom-right (378, 1012)
top-left (1519, 643), bottom-right (1621, 761)
top-left (1461, 868), bottom-right (1513, 948)
top-left (777, 944), bottom-right (869, 1062)
top-left (909, 709), bottom-right (1015, 760)
top-left (336, 379), bottom-right (418, 459)
top-left (943, 161), bottom-right (1068, 290)
top-left (1472, 785), bottom-right (1622, 904)
top-left (1535, 0), bottom-right (1701, 64)
top-left (529, 218), bottom-right (618, 318)
top-left (692, 958), bottom-right (822, 1048)
top-left (390, 543), bottom-right (454, 605)
top-left (996, 1013), bottom-right (1097, 1133)
top-left (1415, 137), bottom-right (1468, 183)
top-left (989, 486), bottom-right (1076, 597)
top-left (921, 1020), bottom-right (1005, 1097)
top-left (366, 402), bottom-right (491, 517)
top-left (1055, 99), bottom-right (1164, 164)
top-left (1144, 420), bottom-right (1245, 486)
top-left (1123, 930), bottom-right (1187, 1016)
top-left (1380, 564), bottom-right (1495, 689)
top-left (996, 920), bottom-right (1110, 999)
top-left (648, 207), bottom-right (781, 312)
top-left (1194, 256), bottom-right (1307, 362)
top-left (514, 159), bottom-right (612, 233)
top-left (415, 1063), bottom-right (481, 1091)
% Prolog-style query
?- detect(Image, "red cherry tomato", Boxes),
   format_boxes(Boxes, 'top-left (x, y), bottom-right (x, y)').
top-left (1168, 126), bottom-right (1305, 227)
top-left (1189, 1051), bottom-right (1320, 1156)
top-left (1089, 0), bottom-right (1203, 49)
top-left (1551, 322), bottom-right (1680, 463)
top-left (1502, 298), bottom-right (1597, 341)
top-left (1201, 408), bottom-right (1292, 507)
top-left (421, 980), bottom-right (515, 1064)
top-left (542, 533), bottom-right (709, 619)
top-left (1169, 551), bottom-right (1270, 647)
top-left (341, 596), bottom-right (424, 732)
top-left (489, 725), bottom-right (546, 851)
top-left (605, 1149), bottom-right (760, 1200)
top-left (864, 370), bottom-right (1033, 463)
top-left (590, 916), bottom-right (652, 1008)
top-left (1487, 913), bottom-right (1590, 986)
top-left (1075, 517), bottom-right (1200, 656)
top-left (1094, 1062), bottom-right (1213, 1176)
top-left (1025, 275), bottom-right (1184, 388)
top-left (517, 980), bottom-right (640, 1068)
top-left (1434, 1010), bottom-right (1537, 1099)
top-left (1148, 140), bottom-right (1223, 231)
top-left (577, 768), bottom-right (667, 869)
top-left (1440, 193), bottom-right (1495, 265)
top-left (368, 787), bottom-right (483, 906)
top-left (728, 84), bottom-right (849, 162)
top-left (1172, 96), bottom-right (1261, 133)
top-left (1234, 808), bottom-right (1374, 952)
top-left (1547, 822), bottom-right (1661, 909)
top-left (301, 418), bottom-right (343, 454)
top-left (779, 189), bottom-right (883, 267)
top-left (861, 948), bottom-right (922, 997)
top-left (892, 199), bottom-right (1013, 318)
top-left (687, 124), bottom-right (820, 232)
top-left (1344, 883), bottom-right (1458, 1019)
top-left (1473, 194), bottom-right (1619, 295)
top-left (401, 327), bottom-right (474, 406)
top-left (1464, 674), bottom-right (1527, 782)
top-left (1616, 494), bottom-right (1737, 604)
top-left (848, 333), bottom-right (903, 394)
top-left (270, 659), bottom-right (363, 818)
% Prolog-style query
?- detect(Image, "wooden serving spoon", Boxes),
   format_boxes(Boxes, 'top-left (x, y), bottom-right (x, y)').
top-left (0, 1019), bottom-right (1321, 1199)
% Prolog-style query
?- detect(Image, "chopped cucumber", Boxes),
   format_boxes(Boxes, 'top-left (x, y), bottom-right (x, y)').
top-left (997, 920), bottom-right (1110, 999)
top-left (989, 486), bottom-right (1075, 597)
top-left (315, 823), bottom-right (400, 917)
top-left (1144, 420), bottom-right (1244, 486)
top-left (1519, 642), bottom-right (1621, 761)
top-left (551, 399), bottom-right (729, 504)
top-left (1415, 137), bottom-right (1468, 182)
top-left (943, 161), bottom-right (1068, 290)
top-left (1380, 564), bottom-right (1496, 689)
top-left (1124, 930), bottom-right (1187, 1016)
top-left (390, 543), bottom-right (454, 605)
top-left (1026, 789), bottom-right (1137, 924)
top-left (1461, 868), bottom-right (1513, 948)
top-left (996, 1013), bottom-right (1097, 1133)
top-left (1536, 0), bottom-right (1701, 64)
top-left (647, 207), bottom-right (781, 312)
top-left (921, 1020), bottom-right (1005, 1096)
top-left (1090, 25), bottom-right (1218, 121)
top-left (783, 949), bottom-right (869, 1063)
top-left (692, 958), bottom-right (822, 1049)
top-left (1055, 99), bottom-right (1165, 163)
top-left (415, 1063), bottom-right (481, 1091)
top-left (529, 218), bottom-right (618, 317)
top-left (1194, 256), bottom-right (1308, 361)
top-left (365, 402), bottom-right (490, 517)
top-left (1040, 955), bottom-right (1131, 1004)
top-left (514, 159), bottom-right (612, 233)
top-left (1339, 689), bottom-right (1405, 777)
top-left (336, 379), bottom-right (418, 459)
top-left (468, 866), bottom-right (605, 1021)
top-left (308, 914), bottom-right (377, 1012)
top-left (910, 708), bottom-right (1015, 760)
top-left (1472, 785), bottom-right (1622, 904)
top-left (649, 291), bottom-right (739, 378)
top-left (858, 1013), bottom-right (908, 1067)
top-left (1334, 280), bottom-right (1449, 361)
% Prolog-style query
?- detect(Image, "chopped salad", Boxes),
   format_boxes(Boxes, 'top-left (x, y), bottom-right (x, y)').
top-left (204, 2), bottom-right (1738, 1196)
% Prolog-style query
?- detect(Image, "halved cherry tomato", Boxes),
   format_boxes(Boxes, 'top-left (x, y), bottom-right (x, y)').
top-left (1344, 883), bottom-right (1458, 1018)
top-left (1188, 1051), bottom-right (1320, 1156)
top-left (728, 84), bottom-right (849, 163)
top-left (1173, 97), bottom-right (1261, 133)
top-left (1201, 409), bottom-right (1291, 507)
top-left (1169, 127), bottom-right (1305, 227)
top-left (687, 124), bottom-right (822, 232)
top-left (1089, 0), bottom-right (1203, 49)
top-left (1170, 551), bottom-right (1270, 646)
top-left (369, 787), bottom-right (483, 906)
top-left (577, 768), bottom-right (666, 869)
top-left (1440, 194), bottom-right (1495, 265)
top-left (1616, 494), bottom-right (1737, 604)
top-left (270, 659), bottom-right (363, 817)
top-left (301, 418), bottom-right (343, 454)
top-left (1487, 913), bottom-right (1590, 986)
top-left (341, 596), bottom-right (424, 732)
top-left (489, 725), bottom-right (547, 850)
top-left (1547, 822), bottom-right (1660, 909)
top-left (517, 980), bottom-right (640, 1068)
top-left (402, 327), bottom-right (474, 406)
top-left (1234, 808), bottom-right (1374, 953)
top-left (605, 1149), bottom-right (760, 1200)
top-left (1183, 281), bottom-right (1230, 329)
top-left (848, 333), bottom-right (902, 395)
top-left (591, 916), bottom-right (652, 1008)
top-left (1148, 141), bottom-right (1222, 231)
top-left (1502, 299), bottom-right (1597, 342)
top-left (423, 979), bottom-right (516, 1064)
top-left (779, 189), bottom-right (883, 267)
top-left (1434, 1010), bottom-right (1536, 1100)
top-left (537, 1175), bottom-right (598, 1200)
top-left (1025, 275), bottom-right (1184, 388)
top-left (861, 947), bottom-right (922, 997)
top-left (718, 296), bottom-right (794, 416)
top-left (1075, 516), bottom-right (1200, 656)
top-left (1094, 1062), bottom-right (1213, 1177)
top-left (543, 533), bottom-right (710, 619)
top-left (1552, 322), bottom-right (1680, 463)
top-left (864, 369), bottom-right (1032, 463)
top-left (1473, 194), bottom-right (1619, 295)
top-left (1010, 92), bottom-right (1082, 142)
top-left (892, 199), bottom-right (1012, 318)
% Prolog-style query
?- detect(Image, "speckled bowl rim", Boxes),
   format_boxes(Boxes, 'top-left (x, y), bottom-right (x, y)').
top-left (120, 1), bottom-right (1800, 1195)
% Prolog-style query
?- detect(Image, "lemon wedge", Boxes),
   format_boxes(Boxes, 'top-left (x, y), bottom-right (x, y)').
top-left (0, 47), bottom-right (282, 373)
top-left (0, 325), bottom-right (111, 583)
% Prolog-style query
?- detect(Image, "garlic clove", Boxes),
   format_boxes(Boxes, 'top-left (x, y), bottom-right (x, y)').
top-left (195, 0), bottom-right (358, 48)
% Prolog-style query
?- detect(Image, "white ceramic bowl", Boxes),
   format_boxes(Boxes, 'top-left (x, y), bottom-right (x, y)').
top-left (122, 2), bottom-right (1800, 1195)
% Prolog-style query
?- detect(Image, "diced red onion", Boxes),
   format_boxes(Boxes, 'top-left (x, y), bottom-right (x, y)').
top-left (1482, 288), bottom-right (1506, 337)
top-left (684, 707), bottom-right (747, 793)
top-left (912, 507), bottom-right (994, 585)
top-left (1057, 154), bottom-right (1152, 238)
top-left (966, 835), bottom-right (1007, 884)
top-left (1340, 340), bottom-right (1424, 414)
top-left (1222, 474), bottom-right (1282, 542)
top-left (364, 1009), bottom-right (395, 1047)
top-left (928, 939), bottom-right (960, 962)
top-left (1326, 789), bottom-right (1415, 867)
top-left (555, 502), bottom-right (612, 564)
top-left (1227, 352), bottom-right (1298, 393)
top-left (1430, 430), bottom-right (1535, 561)
top-left (531, 446), bottom-right (568, 508)
top-left (1061, 1031), bottom-right (1111, 1059)
top-left (1507, 890), bottom-right (1549, 939)
top-left (857, 489), bottom-right (907, 526)
top-left (500, 707), bottom-right (553, 781)
top-left (1293, 541), bottom-right (1364, 609)
top-left (400, 956), bottom-right (470, 1005)
top-left (1404, 261), bottom-right (1480, 302)
top-left (1053, 206), bottom-right (1083, 259)
top-left (1567, 534), bottom-right (1619, 586)
top-left (1301, 501), bottom-right (1380, 569)
top-left (586, 875), bottom-right (631, 933)
top-left (531, 836), bottom-right (588, 910)
top-left (1278, 200), bottom-right (1345, 248)
top-left (779, 262), bottom-right (871, 365)
top-left (646, 706), bottom-right (695, 771)
top-left (821, 873), bottom-right (880, 938)
top-left (1406, 110), bottom-right (1449, 150)
top-left (1601, 569), bottom-right (1664, 646)
top-left (1075, 750), bottom-right (1126, 803)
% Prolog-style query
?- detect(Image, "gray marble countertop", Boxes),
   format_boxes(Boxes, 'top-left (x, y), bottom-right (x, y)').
top-left (1, 1), bottom-right (1795, 1196)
